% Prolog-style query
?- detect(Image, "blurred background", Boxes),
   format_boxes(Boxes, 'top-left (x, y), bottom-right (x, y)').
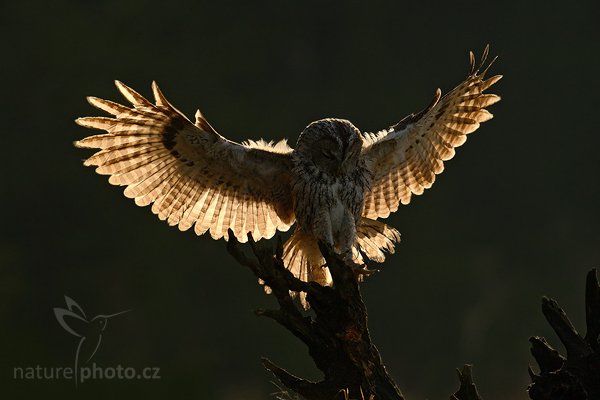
top-left (1, 1), bottom-right (598, 399)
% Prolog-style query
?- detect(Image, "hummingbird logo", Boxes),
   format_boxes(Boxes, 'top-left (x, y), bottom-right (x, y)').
top-left (53, 296), bottom-right (129, 386)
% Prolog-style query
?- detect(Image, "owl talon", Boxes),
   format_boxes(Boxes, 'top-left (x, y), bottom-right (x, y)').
top-left (337, 252), bottom-right (378, 277)
top-left (352, 265), bottom-right (379, 278)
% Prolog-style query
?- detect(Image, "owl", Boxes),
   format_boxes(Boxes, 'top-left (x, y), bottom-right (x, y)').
top-left (75, 47), bottom-right (501, 301)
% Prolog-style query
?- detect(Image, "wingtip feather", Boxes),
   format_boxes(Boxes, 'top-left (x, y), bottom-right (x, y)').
top-left (114, 80), bottom-right (152, 107)
top-left (469, 51), bottom-right (476, 74)
top-left (73, 137), bottom-right (94, 149)
top-left (74, 117), bottom-right (88, 127)
top-left (151, 80), bottom-right (170, 107)
top-left (114, 80), bottom-right (134, 103)
top-left (481, 75), bottom-right (503, 91)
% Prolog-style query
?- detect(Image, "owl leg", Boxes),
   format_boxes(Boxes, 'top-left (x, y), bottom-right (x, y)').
top-left (337, 213), bottom-right (381, 277)
top-left (313, 210), bottom-right (335, 249)
top-left (334, 210), bottom-right (357, 258)
top-left (340, 217), bottom-right (355, 253)
top-left (339, 249), bottom-right (379, 279)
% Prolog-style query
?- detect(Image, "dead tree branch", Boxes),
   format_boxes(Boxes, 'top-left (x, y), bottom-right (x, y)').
top-left (227, 231), bottom-right (403, 399)
top-left (528, 269), bottom-right (600, 399)
top-left (226, 231), bottom-right (486, 400)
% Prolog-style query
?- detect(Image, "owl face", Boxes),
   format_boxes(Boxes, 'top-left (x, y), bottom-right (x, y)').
top-left (296, 119), bottom-right (363, 176)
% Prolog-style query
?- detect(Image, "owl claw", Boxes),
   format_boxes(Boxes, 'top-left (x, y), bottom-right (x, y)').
top-left (342, 250), bottom-right (379, 278)
top-left (352, 264), bottom-right (379, 278)
top-left (342, 254), bottom-right (378, 277)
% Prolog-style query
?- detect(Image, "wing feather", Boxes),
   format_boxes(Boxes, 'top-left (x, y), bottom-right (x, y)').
top-left (92, 146), bottom-right (164, 173)
top-left (164, 177), bottom-right (195, 225)
top-left (208, 192), bottom-right (226, 239)
top-left (195, 188), bottom-right (219, 236)
top-left (153, 171), bottom-right (190, 219)
top-left (236, 199), bottom-right (249, 241)
top-left (361, 46), bottom-right (501, 218)
top-left (75, 81), bottom-right (295, 242)
top-left (181, 188), bottom-right (209, 232)
top-left (213, 195), bottom-right (230, 238)
top-left (220, 190), bottom-right (237, 239)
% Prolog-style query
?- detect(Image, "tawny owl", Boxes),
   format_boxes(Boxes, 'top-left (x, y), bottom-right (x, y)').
top-left (75, 47), bottom-right (501, 298)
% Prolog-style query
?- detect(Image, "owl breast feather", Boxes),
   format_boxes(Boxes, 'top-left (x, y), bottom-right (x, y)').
top-left (291, 173), bottom-right (364, 248)
top-left (329, 180), bottom-right (350, 235)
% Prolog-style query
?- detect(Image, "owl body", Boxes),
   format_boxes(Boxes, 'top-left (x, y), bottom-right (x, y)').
top-left (75, 47), bottom-right (501, 305)
top-left (291, 119), bottom-right (372, 255)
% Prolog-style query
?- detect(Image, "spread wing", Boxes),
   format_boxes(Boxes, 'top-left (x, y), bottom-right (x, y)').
top-left (361, 46), bottom-right (502, 219)
top-left (75, 81), bottom-right (295, 242)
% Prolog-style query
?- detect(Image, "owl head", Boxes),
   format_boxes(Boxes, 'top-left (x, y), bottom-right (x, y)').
top-left (295, 118), bottom-right (363, 176)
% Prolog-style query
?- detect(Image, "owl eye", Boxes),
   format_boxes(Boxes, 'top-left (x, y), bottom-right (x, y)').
top-left (321, 149), bottom-right (335, 159)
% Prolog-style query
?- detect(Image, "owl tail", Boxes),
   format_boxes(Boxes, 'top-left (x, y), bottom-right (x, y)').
top-left (269, 219), bottom-right (400, 308)
top-left (281, 229), bottom-right (331, 308)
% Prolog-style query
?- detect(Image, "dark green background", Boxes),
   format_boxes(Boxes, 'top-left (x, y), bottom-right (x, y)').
top-left (2, 1), bottom-right (598, 399)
